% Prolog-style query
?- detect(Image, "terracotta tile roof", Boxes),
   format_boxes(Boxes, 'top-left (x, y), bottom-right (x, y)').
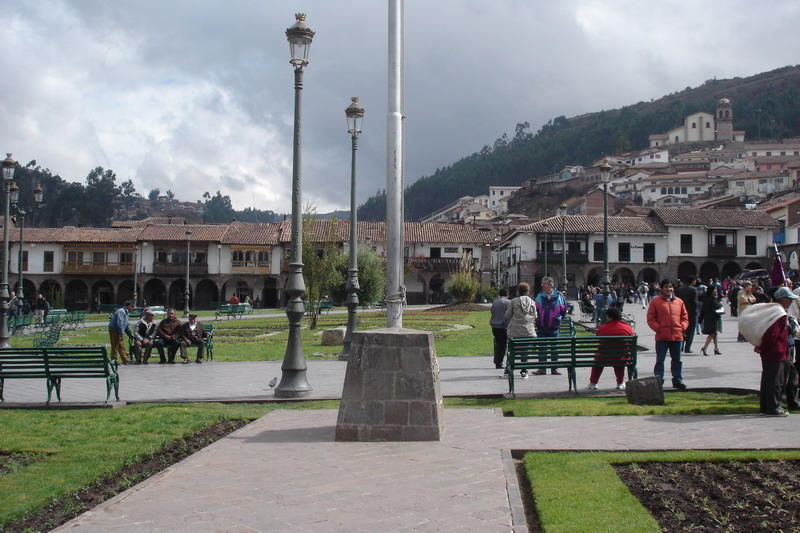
top-left (517, 215), bottom-right (667, 234)
top-left (112, 216), bottom-right (187, 227)
top-left (137, 224), bottom-right (228, 242)
top-left (222, 222), bottom-right (281, 245)
top-left (277, 219), bottom-right (495, 244)
top-left (653, 208), bottom-right (778, 228)
top-left (11, 227), bottom-right (141, 243)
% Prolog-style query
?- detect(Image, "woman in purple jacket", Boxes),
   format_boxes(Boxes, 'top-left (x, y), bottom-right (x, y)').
top-left (534, 277), bottom-right (567, 375)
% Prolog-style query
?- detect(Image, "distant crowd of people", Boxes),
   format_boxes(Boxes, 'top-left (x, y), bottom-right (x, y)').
top-left (108, 303), bottom-right (208, 365)
top-left (490, 273), bottom-right (800, 417)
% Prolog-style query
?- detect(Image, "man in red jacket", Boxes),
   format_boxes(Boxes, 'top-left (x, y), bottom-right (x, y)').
top-left (757, 286), bottom-right (796, 417)
top-left (647, 279), bottom-right (689, 390)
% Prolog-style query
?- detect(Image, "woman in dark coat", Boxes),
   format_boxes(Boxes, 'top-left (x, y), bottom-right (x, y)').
top-left (700, 286), bottom-right (722, 355)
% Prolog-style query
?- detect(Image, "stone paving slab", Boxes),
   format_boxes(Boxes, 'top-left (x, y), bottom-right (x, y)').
top-left (57, 408), bottom-right (800, 532)
top-left (6, 302), bottom-right (764, 404)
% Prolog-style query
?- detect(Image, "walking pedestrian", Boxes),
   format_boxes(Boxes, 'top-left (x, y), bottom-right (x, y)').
top-left (489, 288), bottom-right (511, 370)
top-left (534, 277), bottom-right (566, 375)
top-left (647, 279), bottom-right (689, 390)
top-left (505, 282), bottom-right (537, 379)
top-left (699, 286), bottom-right (723, 355)
top-left (676, 277), bottom-right (698, 354)
top-left (108, 300), bottom-right (133, 364)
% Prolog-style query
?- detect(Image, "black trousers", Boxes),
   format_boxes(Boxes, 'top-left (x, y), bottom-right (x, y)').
top-left (760, 359), bottom-right (786, 414)
top-left (492, 327), bottom-right (508, 368)
top-left (784, 346), bottom-right (799, 408)
top-left (683, 319), bottom-right (696, 352)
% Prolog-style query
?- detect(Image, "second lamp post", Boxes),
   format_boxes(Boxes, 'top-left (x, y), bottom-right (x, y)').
top-left (340, 97), bottom-right (364, 361)
top-left (10, 181), bottom-right (44, 305)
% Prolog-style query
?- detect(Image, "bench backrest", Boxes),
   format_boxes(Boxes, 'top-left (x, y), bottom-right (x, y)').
top-left (508, 335), bottom-right (637, 363)
top-left (0, 346), bottom-right (112, 378)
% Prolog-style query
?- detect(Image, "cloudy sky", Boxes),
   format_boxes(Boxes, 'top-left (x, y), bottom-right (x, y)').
top-left (2, 1), bottom-right (800, 214)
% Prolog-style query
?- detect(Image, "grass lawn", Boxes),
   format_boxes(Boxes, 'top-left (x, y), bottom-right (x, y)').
top-left (13, 309), bottom-right (496, 361)
top-left (524, 449), bottom-right (800, 532)
top-left (0, 402), bottom-right (337, 528)
top-left (447, 392), bottom-right (761, 416)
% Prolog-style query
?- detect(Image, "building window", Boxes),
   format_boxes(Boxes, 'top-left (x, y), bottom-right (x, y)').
top-left (43, 251), bottom-right (54, 272)
top-left (681, 187), bottom-right (687, 194)
top-left (660, 187), bottom-right (666, 194)
top-left (618, 243), bottom-right (630, 262)
top-left (500, 191), bottom-right (504, 196)
top-left (643, 243), bottom-right (655, 263)
top-left (675, 136), bottom-right (679, 143)
top-left (21, 251), bottom-right (28, 271)
top-left (706, 122), bottom-right (710, 128)
top-left (695, 186), bottom-right (701, 191)
top-left (745, 236), bottom-right (757, 255)
top-left (691, 122), bottom-right (697, 129)
top-left (120, 252), bottom-right (133, 265)
top-left (766, 152), bottom-right (772, 156)
top-left (759, 179), bottom-right (768, 184)
top-left (651, 188), bottom-right (656, 192)
top-left (430, 247), bottom-right (441, 258)
top-left (593, 241), bottom-right (604, 262)
top-left (67, 250), bottom-right (80, 263)
top-left (92, 251), bottom-right (106, 265)
top-left (751, 152), bottom-right (756, 156)
top-left (156, 251), bottom-right (167, 263)
top-left (680, 234), bottom-right (692, 254)
top-left (781, 152), bottom-right (786, 156)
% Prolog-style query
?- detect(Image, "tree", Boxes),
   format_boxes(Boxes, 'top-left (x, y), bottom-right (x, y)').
top-left (119, 179), bottom-right (139, 209)
top-left (328, 246), bottom-right (385, 306)
top-left (203, 191), bottom-right (235, 223)
top-left (165, 189), bottom-right (175, 201)
top-left (445, 258), bottom-right (479, 303)
top-left (301, 211), bottom-right (343, 329)
top-left (148, 188), bottom-right (160, 202)
top-left (79, 167), bottom-right (119, 226)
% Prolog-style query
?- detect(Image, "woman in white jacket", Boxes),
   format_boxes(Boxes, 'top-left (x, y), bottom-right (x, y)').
top-left (505, 282), bottom-right (538, 378)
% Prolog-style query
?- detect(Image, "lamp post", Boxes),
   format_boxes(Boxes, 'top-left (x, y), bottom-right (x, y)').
top-left (542, 219), bottom-right (549, 278)
top-left (133, 241), bottom-right (142, 307)
top-left (599, 159), bottom-right (612, 306)
top-left (0, 154), bottom-right (17, 347)
top-left (276, 13), bottom-right (314, 398)
top-left (183, 230), bottom-right (191, 317)
top-left (10, 182), bottom-right (43, 305)
top-left (559, 203), bottom-right (568, 293)
top-left (340, 97), bottom-right (364, 361)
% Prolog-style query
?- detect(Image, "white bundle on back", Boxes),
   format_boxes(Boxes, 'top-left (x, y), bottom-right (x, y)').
top-left (738, 303), bottom-right (786, 347)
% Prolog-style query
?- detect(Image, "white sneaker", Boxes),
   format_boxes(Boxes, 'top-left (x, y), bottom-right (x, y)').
top-left (587, 383), bottom-right (598, 390)
top-left (616, 383), bottom-right (626, 391)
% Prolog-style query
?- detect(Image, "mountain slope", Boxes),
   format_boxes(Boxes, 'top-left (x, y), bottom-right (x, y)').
top-left (358, 65), bottom-right (800, 221)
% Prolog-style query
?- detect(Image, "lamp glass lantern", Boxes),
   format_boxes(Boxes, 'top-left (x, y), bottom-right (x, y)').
top-left (345, 97), bottom-right (365, 134)
top-left (33, 183), bottom-right (43, 205)
top-left (286, 13), bottom-right (315, 66)
top-left (8, 182), bottom-right (18, 205)
top-left (2, 154), bottom-right (16, 181)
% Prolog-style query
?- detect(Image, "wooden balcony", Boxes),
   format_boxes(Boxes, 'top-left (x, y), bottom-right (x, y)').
top-left (153, 262), bottom-right (209, 276)
top-left (62, 262), bottom-right (134, 275)
top-left (708, 244), bottom-right (737, 257)
top-left (231, 260), bottom-right (271, 274)
top-left (536, 251), bottom-right (589, 263)
top-left (406, 257), bottom-right (478, 273)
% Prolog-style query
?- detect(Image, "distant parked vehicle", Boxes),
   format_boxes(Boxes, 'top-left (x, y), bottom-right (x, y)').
top-left (734, 269), bottom-right (769, 283)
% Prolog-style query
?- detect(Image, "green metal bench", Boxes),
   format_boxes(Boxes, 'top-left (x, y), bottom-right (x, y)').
top-left (10, 314), bottom-right (33, 336)
top-left (98, 303), bottom-right (117, 314)
top-left (506, 335), bottom-right (638, 397)
top-left (34, 324), bottom-right (63, 348)
top-left (0, 346), bottom-right (119, 403)
top-left (317, 300), bottom-right (333, 314)
top-left (558, 316), bottom-right (576, 337)
top-left (215, 304), bottom-right (248, 320)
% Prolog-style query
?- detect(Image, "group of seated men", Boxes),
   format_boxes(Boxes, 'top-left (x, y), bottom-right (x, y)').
top-left (132, 308), bottom-right (208, 364)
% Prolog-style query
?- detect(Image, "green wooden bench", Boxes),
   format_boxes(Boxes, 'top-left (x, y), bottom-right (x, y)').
top-left (10, 314), bottom-right (33, 336)
top-left (506, 335), bottom-right (638, 397)
top-left (34, 324), bottom-right (63, 348)
top-left (215, 304), bottom-right (248, 320)
top-left (64, 310), bottom-right (86, 329)
top-left (317, 300), bottom-right (333, 314)
top-left (98, 303), bottom-right (118, 314)
top-left (0, 346), bottom-right (119, 403)
top-left (558, 316), bottom-right (576, 337)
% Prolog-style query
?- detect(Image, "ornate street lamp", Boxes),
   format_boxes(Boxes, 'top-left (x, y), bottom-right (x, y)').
top-left (542, 219), bottom-right (549, 278)
top-left (599, 159), bottom-right (612, 309)
top-left (559, 203), bottom-right (568, 293)
top-left (10, 181), bottom-right (44, 306)
top-left (0, 154), bottom-right (17, 347)
top-left (183, 230), bottom-right (192, 317)
top-left (340, 97), bottom-right (364, 361)
top-left (276, 13), bottom-right (314, 398)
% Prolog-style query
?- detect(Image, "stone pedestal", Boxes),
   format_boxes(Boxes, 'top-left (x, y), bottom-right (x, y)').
top-left (335, 328), bottom-right (443, 441)
top-left (626, 376), bottom-right (665, 405)
top-left (321, 328), bottom-right (345, 346)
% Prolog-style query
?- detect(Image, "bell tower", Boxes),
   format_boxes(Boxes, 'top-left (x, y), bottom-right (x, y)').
top-left (716, 97), bottom-right (733, 142)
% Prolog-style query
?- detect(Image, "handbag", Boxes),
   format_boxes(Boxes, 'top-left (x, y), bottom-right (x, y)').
top-left (715, 304), bottom-right (726, 315)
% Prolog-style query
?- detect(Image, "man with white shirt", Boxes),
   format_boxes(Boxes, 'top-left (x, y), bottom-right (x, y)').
top-left (179, 313), bottom-right (207, 363)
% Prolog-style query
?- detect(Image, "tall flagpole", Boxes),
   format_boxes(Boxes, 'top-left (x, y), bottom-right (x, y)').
top-left (386, 0), bottom-right (405, 327)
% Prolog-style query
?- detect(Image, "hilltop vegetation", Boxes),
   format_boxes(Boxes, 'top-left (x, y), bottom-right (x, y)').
top-left (358, 65), bottom-right (800, 221)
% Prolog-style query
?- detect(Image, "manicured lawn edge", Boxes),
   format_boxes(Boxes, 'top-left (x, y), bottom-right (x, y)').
top-left (521, 449), bottom-right (800, 532)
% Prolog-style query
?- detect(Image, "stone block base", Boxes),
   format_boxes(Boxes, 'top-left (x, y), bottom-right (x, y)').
top-left (321, 328), bottom-right (345, 346)
top-left (335, 328), bottom-right (443, 441)
top-left (626, 376), bottom-right (665, 405)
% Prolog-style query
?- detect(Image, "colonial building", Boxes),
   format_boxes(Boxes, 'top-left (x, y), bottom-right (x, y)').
top-left (8, 220), bottom-right (493, 310)
top-left (496, 208), bottom-right (776, 294)
top-left (648, 98), bottom-right (744, 147)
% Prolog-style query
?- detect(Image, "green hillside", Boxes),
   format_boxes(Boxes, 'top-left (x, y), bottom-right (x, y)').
top-left (358, 65), bottom-right (800, 221)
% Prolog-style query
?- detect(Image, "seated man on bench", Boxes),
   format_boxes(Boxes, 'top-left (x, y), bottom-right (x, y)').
top-left (154, 308), bottom-right (182, 364)
top-left (179, 313), bottom-right (207, 364)
top-left (132, 310), bottom-right (161, 364)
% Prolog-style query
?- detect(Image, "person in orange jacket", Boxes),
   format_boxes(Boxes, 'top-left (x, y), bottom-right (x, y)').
top-left (647, 279), bottom-right (689, 390)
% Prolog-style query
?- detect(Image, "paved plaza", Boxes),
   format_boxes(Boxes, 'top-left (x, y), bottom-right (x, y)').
top-left (14, 301), bottom-right (800, 531)
top-left (2, 303), bottom-right (769, 404)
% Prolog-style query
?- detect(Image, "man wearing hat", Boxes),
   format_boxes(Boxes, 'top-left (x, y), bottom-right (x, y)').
top-left (179, 313), bottom-right (207, 364)
top-left (132, 310), bottom-right (159, 364)
top-left (757, 286), bottom-right (798, 416)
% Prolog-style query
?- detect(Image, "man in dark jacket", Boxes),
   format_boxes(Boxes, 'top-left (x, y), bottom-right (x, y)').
top-left (757, 287), bottom-right (796, 416)
top-left (132, 310), bottom-right (159, 364)
top-left (676, 277), bottom-right (698, 353)
top-left (489, 288), bottom-right (511, 369)
top-left (179, 313), bottom-right (207, 363)
top-left (155, 308), bottom-right (182, 364)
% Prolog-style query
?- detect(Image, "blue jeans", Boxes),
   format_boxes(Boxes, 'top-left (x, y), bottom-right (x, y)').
top-left (538, 328), bottom-right (559, 363)
top-left (654, 340), bottom-right (683, 384)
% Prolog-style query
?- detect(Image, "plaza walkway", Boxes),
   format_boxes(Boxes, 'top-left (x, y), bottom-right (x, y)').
top-left (3, 300), bottom-right (766, 404)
